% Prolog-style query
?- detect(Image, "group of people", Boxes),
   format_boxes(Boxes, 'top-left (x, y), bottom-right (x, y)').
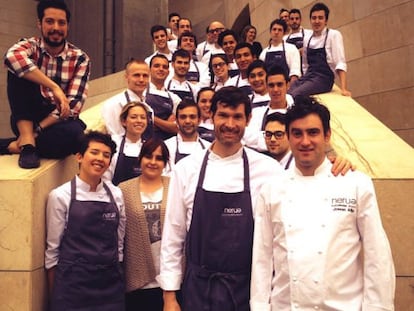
top-left (0, 1), bottom-right (395, 311)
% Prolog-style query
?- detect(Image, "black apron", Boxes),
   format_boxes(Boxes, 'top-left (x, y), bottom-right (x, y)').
top-left (112, 136), bottom-right (141, 186)
top-left (197, 125), bottom-right (215, 143)
top-left (182, 149), bottom-right (253, 311)
top-left (167, 80), bottom-right (196, 102)
top-left (145, 85), bottom-right (175, 140)
top-left (264, 41), bottom-right (289, 76)
top-left (289, 29), bottom-right (334, 97)
top-left (174, 137), bottom-right (206, 163)
top-left (286, 29), bottom-right (305, 49)
top-left (186, 61), bottom-right (200, 82)
top-left (50, 179), bottom-right (125, 311)
top-left (124, 91), bottom-right (153, 140)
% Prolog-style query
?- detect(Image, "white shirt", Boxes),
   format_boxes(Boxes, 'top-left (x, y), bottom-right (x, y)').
top-left (200, 48), bottom-right (225, 65)
top-left (259, 42), bottom-right (301, 78)
top-left (145, 51), bottom-right (173, 65)
top-left (227, 74), bottom-right (250, 89)
top-left (165, 77), bottom-right (199, 102)
top-left (157, 146), bottom-right (282, 290)
top-left (164, 133), bottom-right (211, 167)
top-left (101, 88), bottom-right (152, 136)
top-left (196, 41), bottom-right (216, 61)
top-left (250, 159), bottom-right (395, 311)
top-left (249, 92), bottom-right (270, 109)
top-left (302, 27), bottom-right (347, 76)
top-left (243, 95), bottom-right (294, 151)
top-left (188, 59), bottom-right (211, 88)
top-left (102, 134), bottom-right (143, 182)
top-left (45, 176), bottom-right (126, 269)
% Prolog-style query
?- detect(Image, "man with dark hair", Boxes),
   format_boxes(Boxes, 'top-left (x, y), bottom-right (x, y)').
top-left (1, 0), bottom-right (90, 168)
top-left (45, 130), bottom-right (126, 310)
top-left (285, 8), bottom-right (307, 51)
top-left (158, 86), bottom-right (282, 311)
top-left (217, 29), bottom-right (240, 77)
top-left (259, 19), bottom-right (301, 82)
top-left (168, 17), bottom-right (193, 51)
top-left (145, 25), bottom-right (173, 64)
top-left (167, 12), bottom-right (180, 40)
top-left (164, 100), bottom-right (211, 165)
top-left (288, 2), bottom-right (352, 97)
top-left (166, 49), bottom-right (199, 102)
top-left (251, 97), bottom-right (395, 310)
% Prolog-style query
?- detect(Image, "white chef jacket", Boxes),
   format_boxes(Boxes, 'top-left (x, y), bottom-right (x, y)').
top-left (165, 77), bottom-right (200, 101)
top-left (259, 42), bottom-right (302, 78)
top-left (164, 133), bottom-right (211, 167)
top-left (302, 27), bottom-right (347, 76)
top-left (250, 159), bottom-right (395, 311)
top-left (144, 51), bottom-right (173, 65)
top-left (101, 88), bottom-right (152, 136)
top-left (45, 176), bottom-right (126, 269)
top-left (157, 146), bottom-right (282, 290)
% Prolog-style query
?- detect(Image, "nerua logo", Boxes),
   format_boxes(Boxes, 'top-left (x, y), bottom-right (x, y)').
top-left (331, 197), bottom-right (357, 213)
top-left (222, 207), bottom-right (243, 217)
top-left (102, 212), bottom-right (117, 220)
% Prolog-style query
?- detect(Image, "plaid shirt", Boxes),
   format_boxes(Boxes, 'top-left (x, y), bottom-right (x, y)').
top-left (4, 37), bottom-right (90, 117)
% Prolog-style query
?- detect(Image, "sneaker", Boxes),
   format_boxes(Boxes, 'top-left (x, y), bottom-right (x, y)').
top-left (0, 138), bottom-right (16, 155)
top-left (18, 144), bottom-right (40, 169)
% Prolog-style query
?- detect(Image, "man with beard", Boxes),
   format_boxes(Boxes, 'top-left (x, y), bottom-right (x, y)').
top-left (164, 100), bottom-right (211, 166)
top-left (1, 0), bottom-right (90, 168)
top-left (158, 86), bottom-right (282, 311)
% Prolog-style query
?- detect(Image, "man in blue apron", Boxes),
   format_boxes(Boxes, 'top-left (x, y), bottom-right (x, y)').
top-left (288, 3), bottom-right (352, 98)
top-left (164, 100), bottom-right (211, 166)
top-left (45, 131), bottom-right (126, 311)
top-left (158, 86), bottom-right (283, 311)
top-left (147, 54), bottom-right (181, 140)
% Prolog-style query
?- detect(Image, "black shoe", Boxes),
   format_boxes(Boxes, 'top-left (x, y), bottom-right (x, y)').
top-left (18, 144), bottom-right (40, 169)
top-left (0, 138), bottom-right (16, 155)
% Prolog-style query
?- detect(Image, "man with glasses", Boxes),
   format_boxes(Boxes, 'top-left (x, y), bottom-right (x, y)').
top-left (196, 21), bottom-right (225, 62)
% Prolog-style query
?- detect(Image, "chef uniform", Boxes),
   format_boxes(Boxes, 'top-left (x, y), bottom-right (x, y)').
top-left (227, 74), bottom-right (253, 96)
top-left (164, 133), bottom-right (211, 165)
top-left (47, 177), bottom-right (126, 311)
top-left (249, 92), bottom-right (270, 109)
top-left (111, 135), bottom-right (142, 185)
top-left (166, 78), bottom-right (198, 103)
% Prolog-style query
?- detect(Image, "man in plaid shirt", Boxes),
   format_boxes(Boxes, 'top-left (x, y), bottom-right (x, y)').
top-left (1, 0), bottom-right (90, 168)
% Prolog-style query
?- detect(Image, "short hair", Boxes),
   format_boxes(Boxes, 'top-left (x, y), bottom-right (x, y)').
top-left (209, 53), bottom-right (228, 73)
top-left (149, 54), bottom-right (169, 67)
top-left (289, 8), bottom-right (302, 18)
top-left (240, 25), bottom-right (256, 42)
top-left (266, 65), bottom-right (289, 83)
top-left (247, 59), bottom-right (267, 78)
top-left (211, 86), bottom-right (251, 118)
top-left (77, 131), bottom-right (117, 158)
top-left (178, 17), bottom-right (192, 28)
top-left (150, 25), bottom-right (167, 38)
top-left (124, 58), bottom-right (147, 71)
top-left (37, 0), bottom-right (71, 23)
top-left (218, 29), bottom-right (239, 47)
top-left (285, 96), bottom-right (331, 137)
top-left (197, 87), bottom-right (215, 103)
top-left (119, 101), bottom-right (150, 125)
top-left (169, 12), bottom-right (180, 21)
top-left (178, 31), bottom-right (198, 48)
top-left (172, 49), bottom-right (191, 62)
top-left (176, 99), bottom-right (201, 119)
top-left (138, 138), bottom-right (170, 167)
top-left (270, 18), bottom-right (288, 33)
top-left (234, 42), bottom-right (254, 57)
top-left (279, 8), bottom-right (289, 15)
top-left (310, 2), bottom-right (330, 20)
top-left (264, 112), bottom-right (286, 127)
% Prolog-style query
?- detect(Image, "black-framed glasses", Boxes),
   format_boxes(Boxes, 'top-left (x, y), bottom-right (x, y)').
top-left (212, 62), bottom-right (226, 69)
top-left (264, 130), bottom-right (285, 139)
top-left (208, 28), bottom-right (224, 34)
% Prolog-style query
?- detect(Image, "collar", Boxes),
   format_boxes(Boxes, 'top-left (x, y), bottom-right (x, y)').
top-left (293, 157), bottom-right (333, 177)
top-left (75, 175), bottom-right (105, 192)
top-left (177, 132), bottom-right (199, 143)
top-left (209, 144), bottom-right (244, 160)
top-left (40, 38), bottom-right (69, 59)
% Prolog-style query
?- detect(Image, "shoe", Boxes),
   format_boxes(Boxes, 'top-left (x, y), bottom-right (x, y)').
top-left (18, 144), bottom-right (40, 169)
top-left (0, 138), bottom-right (16, 155)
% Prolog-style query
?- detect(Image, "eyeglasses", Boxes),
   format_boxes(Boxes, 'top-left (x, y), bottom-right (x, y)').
top-left (264, 130), bottom-right (285, 139)
top-left (208, 28), bottom-right (225, 34)
top-left (212, 62), bottom-right (227, 69)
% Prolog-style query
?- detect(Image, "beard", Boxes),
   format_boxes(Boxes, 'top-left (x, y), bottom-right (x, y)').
top-left (43, 30), bottom-right (66, 48)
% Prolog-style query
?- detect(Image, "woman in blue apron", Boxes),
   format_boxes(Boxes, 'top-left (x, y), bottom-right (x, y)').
top-left (182, 149), bottom-right (253, 311)
top-left (109, 102), bottom-right (151, 185)
top-left (46, 131), bottom-right (125, 311)
top-left (288, 29), bottom-right (334, 98)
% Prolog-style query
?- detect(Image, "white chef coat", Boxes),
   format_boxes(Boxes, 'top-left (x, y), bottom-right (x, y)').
top-left (144, 51), bottom-right (173, 65)
top-left (157, 146), bottom-right (282, 290)
top-left (259, 42), bottom-right (302, 78)
top-left (250, 159), bottom-right (395, 311)
top-left (45, 176), bottom-right (126, 269)
top-left (302, 27), bottom-right (347, 76)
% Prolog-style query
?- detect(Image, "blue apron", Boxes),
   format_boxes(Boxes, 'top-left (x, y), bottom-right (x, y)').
top-left (182, 149), bottom-right (253, 311)
top-left (112, 136), bottom-right (141, 186)
top-left (167, 80), bottom-right (196, 102)
top-left (264, 41), bottom-right (289, 76)
top-left (186, 61), bottom-right (200, 82)
top-left (174, 137), bottom-right (206, 164)
top-left (50, 178), bottom-right (124, 311)
top-left (197, 126), bottom-right (215, 143)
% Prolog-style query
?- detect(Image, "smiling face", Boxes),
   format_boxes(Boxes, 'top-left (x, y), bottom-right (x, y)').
top-left (125, 62), bottom-right (149, 96)
top-left (150, 56), bottom-right (169, 84)
top-left (140, 146), bottom-right (166, 180)
top-left (39, 7), bottom-right (68, 49)
top-left (172, 55), bottom-right (190, 79)
top-left (177, 106), bottom-right (200, 139)
top-left (197, 90), bottom-right (214, 121)
top-left (222, 34), bottom-right (237, 56)
top-left (211, 56), bottom-right (229, 81)
top-left (153, 29), bottom-right (168, 50)
top-left (179, 35), bottom-right (196, 52)
top-left (248, 67), bottom-right (267, 95)
top-left (77, 141), bottom-right (112, 182)
top-left (267, 74), bottom-right (288, 108)
top-left (264, 120), bottom-right (289, 161)
top-left (310, 10), bottom-right (328, 35)
top-left (235, 47), bottom-right (255, 73)
top-left (289, 113), bottom-right (330, 175)
top-left (121, 105), bottom-right (148, 139)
